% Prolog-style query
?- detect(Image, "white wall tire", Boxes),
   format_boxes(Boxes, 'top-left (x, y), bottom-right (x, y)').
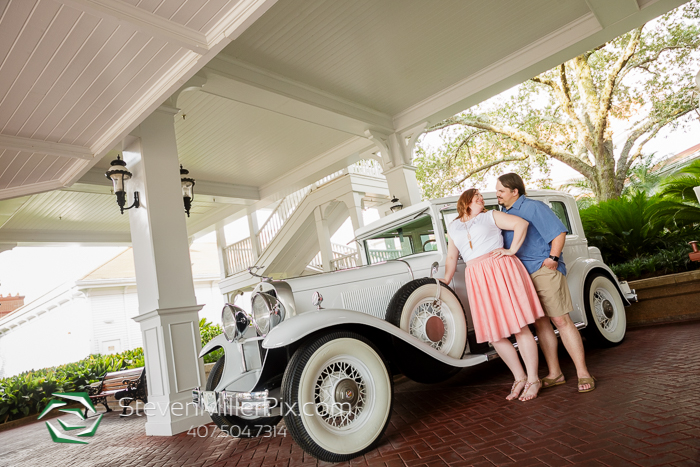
top-left (386, 279), bottom-right (467, 359)
top-left (583, 273), bottom-right (627, 346)
top-left (281, 332), bottom-right (393, 462)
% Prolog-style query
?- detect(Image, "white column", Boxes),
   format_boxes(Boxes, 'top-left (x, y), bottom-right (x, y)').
top-left (314, 206), bottom-right (332, 271)
top-left (344, 192), bottom-right (367, 266)
top-left (215, 221), bottom-right (227, 278)
top-left (123, 105), bottom-right (209, 436)
top-left (383, 165), bottom-right (422, 207)
top-left (247, 211), bottom-right (261, 261)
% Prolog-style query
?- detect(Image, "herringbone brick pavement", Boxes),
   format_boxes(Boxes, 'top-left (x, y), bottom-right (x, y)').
top-left (1, 320), bottom-right (699, 467)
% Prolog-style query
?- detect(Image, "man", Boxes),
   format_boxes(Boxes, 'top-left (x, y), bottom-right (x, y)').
top-left (496, 173), bottom-right (595, 393)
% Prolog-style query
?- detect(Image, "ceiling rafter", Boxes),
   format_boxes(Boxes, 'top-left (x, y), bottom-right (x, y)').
top-left (0, 134), bottom-right (93, 160)
top-left (60, 0), bottom-right (209, 53)
top-left (200, 56), bottom-right (395, 136)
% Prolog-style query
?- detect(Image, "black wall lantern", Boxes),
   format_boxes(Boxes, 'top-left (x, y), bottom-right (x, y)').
top-left (105, 155), bottom-right (139, 214)
top-left (390, 195), bottom-right (403, 213)
top-left (180, 165), bottom-right (195, 217)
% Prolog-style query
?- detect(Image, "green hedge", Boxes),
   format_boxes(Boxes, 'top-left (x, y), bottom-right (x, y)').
top-left (0, 318), bottom-right (224, 424)
top-left (610, 244), bottom-right (699, 281)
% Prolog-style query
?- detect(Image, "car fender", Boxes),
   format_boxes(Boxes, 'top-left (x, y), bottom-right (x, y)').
top-left (199, 333), bottom-right (265, 393)
top-left (262, 308), bottom-right (488, 368)
top-left (199, 333), bottom-right (228, 358)
top-left (567, 258), bottom-right (631, 327)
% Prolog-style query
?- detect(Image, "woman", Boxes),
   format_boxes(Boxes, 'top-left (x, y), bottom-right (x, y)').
top-left (441, 188), bottom-right (545, 401)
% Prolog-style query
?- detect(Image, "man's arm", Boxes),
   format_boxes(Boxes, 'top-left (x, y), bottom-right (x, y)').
top-left (543, 232), bottom-right (566, 270)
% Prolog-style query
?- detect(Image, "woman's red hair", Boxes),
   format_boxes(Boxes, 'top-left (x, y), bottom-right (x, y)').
top-left (457, 188), bottom-right (479, 219)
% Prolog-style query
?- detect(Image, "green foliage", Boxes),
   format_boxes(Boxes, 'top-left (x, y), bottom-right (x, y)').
top-left (581, 189), bottom-right (700, 265)
top-left (659, 159), bottom-right (700, 205)
top-left (199, 318), bottom-right (224, 364)
top-left (0, 319), bottom-right (222, 423)
top-left (611, 244), bottom-right (699, 281)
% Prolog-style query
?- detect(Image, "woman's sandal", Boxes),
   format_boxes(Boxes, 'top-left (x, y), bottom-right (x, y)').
top-left (506, 379), bottom-right (527, 400)
top-left (578, 376), bottom-right (596, 393)
top-left (519, 380), bottom-right (542, 402)
top-left (541, 373), bottom-right (566, 389)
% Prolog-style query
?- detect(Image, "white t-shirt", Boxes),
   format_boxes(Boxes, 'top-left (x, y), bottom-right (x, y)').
top-left (447, 210), bottom-right (504, 262)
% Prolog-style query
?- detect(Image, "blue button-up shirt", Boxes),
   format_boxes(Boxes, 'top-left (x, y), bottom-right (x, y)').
top-left (502, 196), bottom-right (568, 275)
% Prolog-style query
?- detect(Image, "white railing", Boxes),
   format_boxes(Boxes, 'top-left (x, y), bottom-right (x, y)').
top-left (223, 238), bottom-right (254, 276)
top-left (223, 160), bottom-right (387, 277)
top-left (257, 186), bottom-right (311, 251)
top-left (331, 252), bottom-right (360, 270)
top-left (309, 252), bottom-right (323, 270)
top-left (368, 249), bottom-right (402, 263)
top-left (348, 159), bottom-right (383, 177)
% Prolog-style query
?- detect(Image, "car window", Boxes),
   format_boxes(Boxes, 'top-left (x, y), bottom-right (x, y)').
top-left (364, 215), bottom-right (436, 265)
top-left (549, 201), bottom-right (572, 233)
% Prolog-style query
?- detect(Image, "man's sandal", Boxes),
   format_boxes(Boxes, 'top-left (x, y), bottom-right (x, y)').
top-left (519, 380), bottom-right (541, 402)
top-left (541, 373), bottom-right (566, 389)
top-left (578, 376), bottom-right (596, 393)
top-left (506, 379), bottom-right (527, 400)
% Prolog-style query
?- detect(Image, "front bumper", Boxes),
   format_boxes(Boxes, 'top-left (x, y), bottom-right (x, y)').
top-left (192, 387), bottom-right (270, 418)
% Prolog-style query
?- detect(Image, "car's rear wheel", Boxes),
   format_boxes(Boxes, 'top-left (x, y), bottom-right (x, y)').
top-left (281, 332), bottom-right (393, 462)
top-left (582, 273), bottom-right (626, 346)
top-left (206, 355), bottom-right (282, 437)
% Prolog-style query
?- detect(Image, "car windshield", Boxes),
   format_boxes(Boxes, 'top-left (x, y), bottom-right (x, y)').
top-left (364, 215), bottom-right (436, 264)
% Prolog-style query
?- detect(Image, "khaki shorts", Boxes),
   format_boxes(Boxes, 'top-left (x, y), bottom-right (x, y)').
top-left (530, 266), bottom-right (573, 317)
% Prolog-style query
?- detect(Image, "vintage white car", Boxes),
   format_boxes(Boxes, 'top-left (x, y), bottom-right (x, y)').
top-left (193, 190), bottom-right (635, 462)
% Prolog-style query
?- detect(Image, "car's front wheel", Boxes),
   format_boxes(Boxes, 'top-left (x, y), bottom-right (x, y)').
top-left (582, 273), bottom-right (627, 346)
top-left (281, 331), bottom-right (393, 462)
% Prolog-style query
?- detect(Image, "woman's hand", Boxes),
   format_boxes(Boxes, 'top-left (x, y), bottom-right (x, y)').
top-left (490, 248), bottom-right (515, 258)
top-left (438, 278), bottom-right (450, 285)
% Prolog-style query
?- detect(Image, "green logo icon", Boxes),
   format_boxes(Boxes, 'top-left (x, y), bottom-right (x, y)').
top-left (38, 392), bottom-right (103, 444)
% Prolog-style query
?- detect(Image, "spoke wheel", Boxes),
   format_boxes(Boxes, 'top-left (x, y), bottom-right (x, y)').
top-left (582, 273), bottom-right (627, 347)
top-left (282, 332), bottom-right (392, 462)
top-left (386, 279), bottom-right (467, 359)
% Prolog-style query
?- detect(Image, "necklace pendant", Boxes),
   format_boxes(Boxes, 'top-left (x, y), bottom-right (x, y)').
top-left (469, 240), bottom-right (473, 249)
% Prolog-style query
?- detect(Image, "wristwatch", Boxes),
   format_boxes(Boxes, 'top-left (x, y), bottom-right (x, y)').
top-left (548, 255), bottom-right (559, 262)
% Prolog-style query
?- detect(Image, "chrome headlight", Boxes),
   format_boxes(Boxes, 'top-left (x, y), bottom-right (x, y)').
top-left (251, 292), bottom-right (284, 336)
top-left (221, 304), bottom-right (249, 342)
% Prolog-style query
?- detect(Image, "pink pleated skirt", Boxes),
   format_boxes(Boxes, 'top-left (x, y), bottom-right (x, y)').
top-left (465, 253), bottom-right (545, 343)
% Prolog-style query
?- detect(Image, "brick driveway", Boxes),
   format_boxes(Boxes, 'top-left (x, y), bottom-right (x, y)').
top-left (1, 320), bottom-right (699, 467)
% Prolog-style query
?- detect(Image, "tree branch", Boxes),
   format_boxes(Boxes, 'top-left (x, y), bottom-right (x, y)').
top-left (436, 116), bottom-right (596, 179)
top-left (597, 28), bottom-right (642, 147)
top-left (451, 154), bottom-right (529, 187)
top-left (571, 55), bottom-right (600, 130)
top-left (531, 65), bottom-right (591, 146)
top-left (618, 42), bottom-right (700, 82)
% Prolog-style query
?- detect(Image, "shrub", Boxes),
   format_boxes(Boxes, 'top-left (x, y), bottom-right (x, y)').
top-left (0, 319), bottom-right (223, 423)
top-left (580, 190), bottom-right (700, 265)
top-left (610, 244), bottom-right (699, 281)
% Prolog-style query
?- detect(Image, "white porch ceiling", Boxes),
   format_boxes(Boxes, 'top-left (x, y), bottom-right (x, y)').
top-left (0, 0), bottom-right (689, 245)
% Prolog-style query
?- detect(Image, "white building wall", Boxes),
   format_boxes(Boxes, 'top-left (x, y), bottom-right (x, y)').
top-left (0, 292), bottom-right (91, 378)
top-left (0, 277), bottom-right (225, 377)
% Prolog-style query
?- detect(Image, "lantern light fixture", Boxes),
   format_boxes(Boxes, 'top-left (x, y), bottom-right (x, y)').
top-left (105, 154), bottom-right (139, 214)
top-left (390, 195), bottom-right (403, 213)
top-left (180, 164), bottom-right (195, 217)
